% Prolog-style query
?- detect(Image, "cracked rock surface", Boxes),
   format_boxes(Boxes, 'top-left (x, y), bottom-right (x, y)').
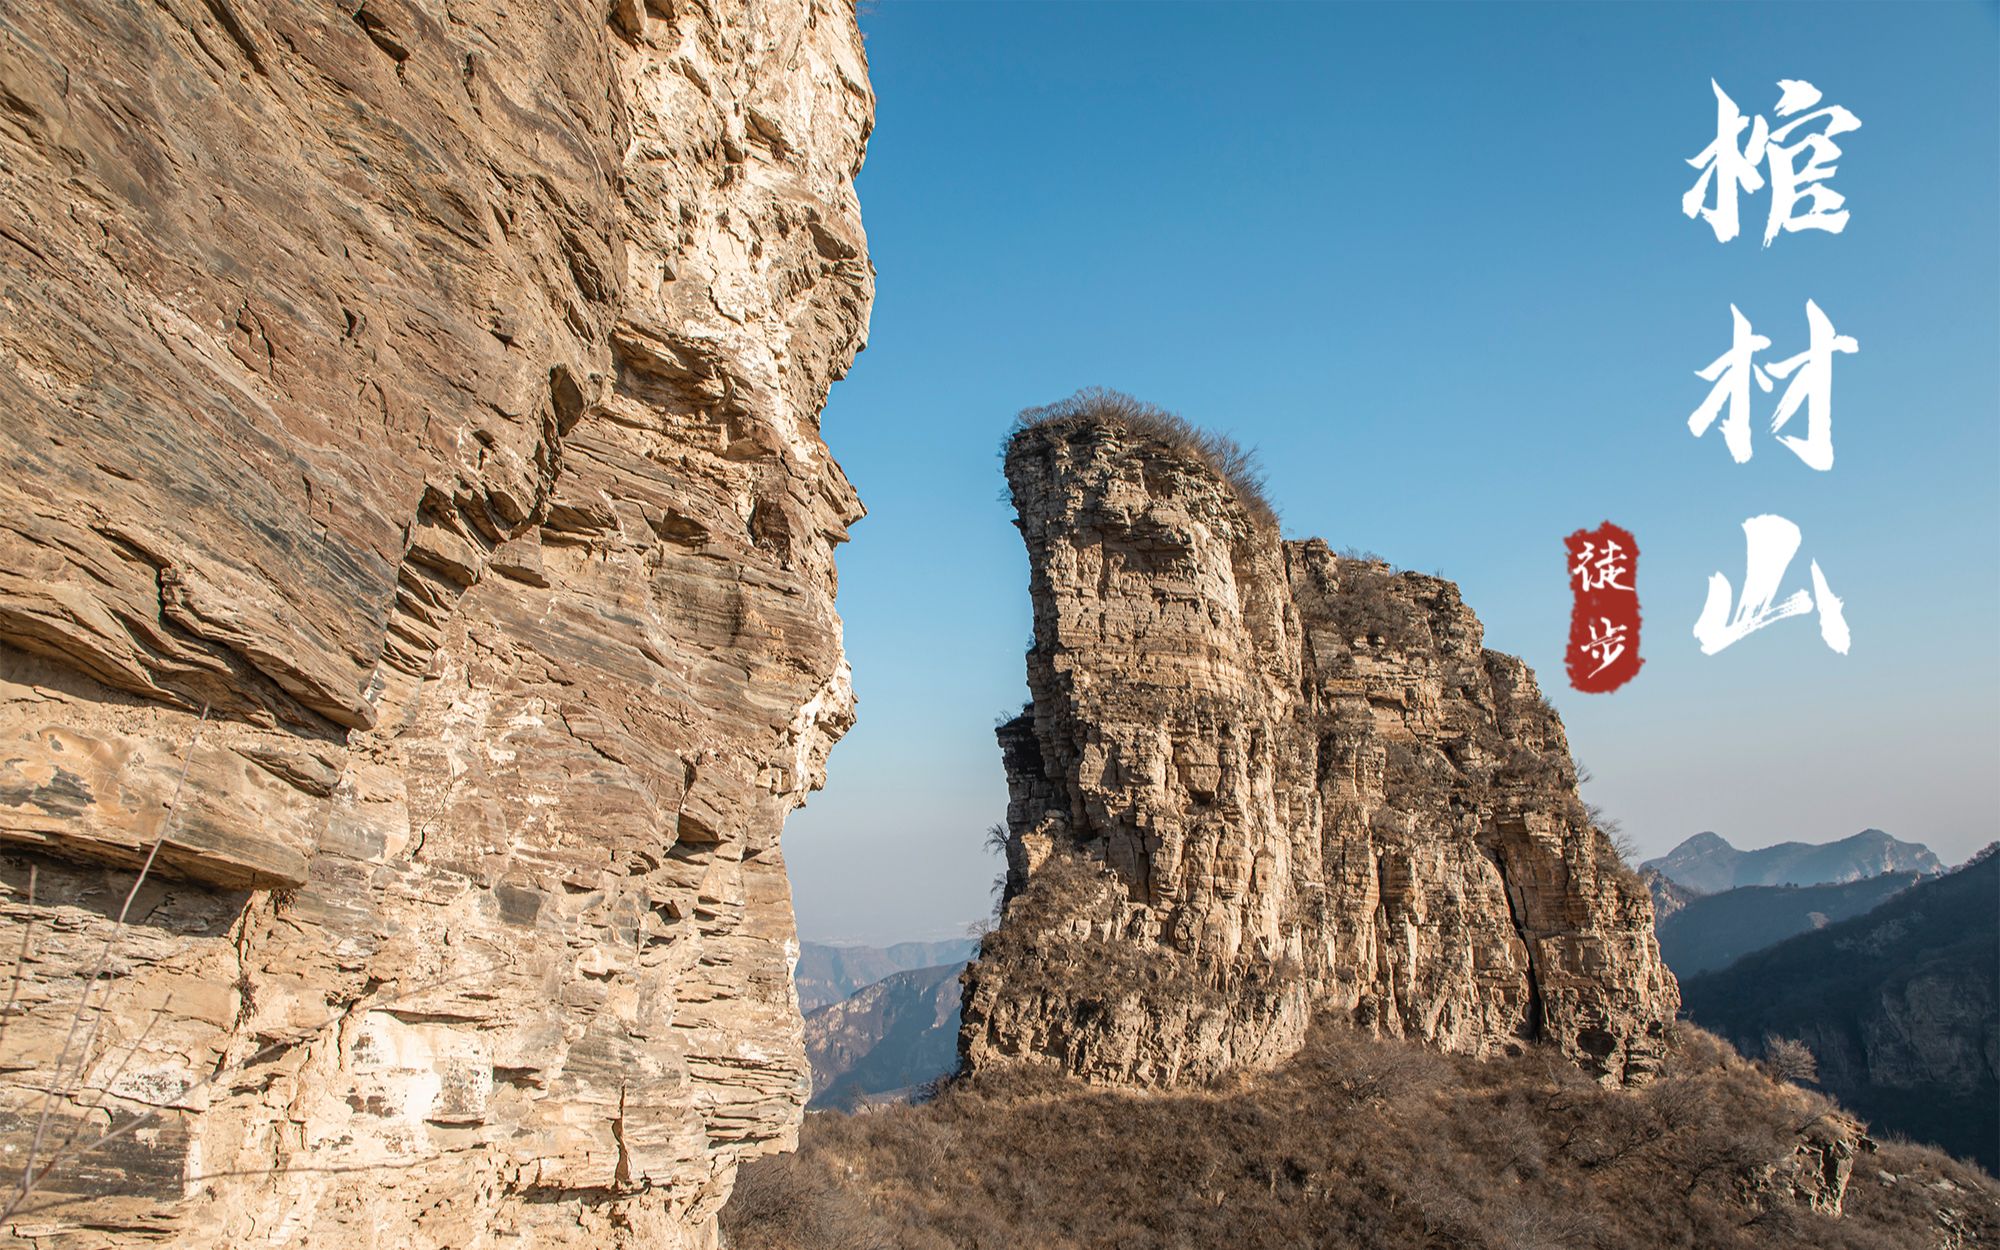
top-left (0, 0), bottom-right (871, 1243)
top-left (962, 409), bottom-right (1678, 1089)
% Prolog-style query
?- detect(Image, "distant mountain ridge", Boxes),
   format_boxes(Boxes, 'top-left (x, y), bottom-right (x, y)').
top-left (803, 961), bottom-right (966, 1109)
top-left (795, 939), bottom-right (979, 1012)
top-left (1642, 829), bottom-right (1943, 894)
top-left (1653, 872), bottom-right (1924, 976)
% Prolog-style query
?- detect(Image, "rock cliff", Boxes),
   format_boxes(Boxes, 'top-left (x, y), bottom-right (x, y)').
top-left (0, 0), bottom-right (871, 1244)
top-left (961, 393), bottom-right (1678, 1088)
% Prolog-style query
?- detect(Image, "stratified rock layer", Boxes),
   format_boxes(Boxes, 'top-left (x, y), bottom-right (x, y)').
top-left (0, 0), bottom-right (871, 1244)
top-left (961, 404), bottom-right (1678, 1088)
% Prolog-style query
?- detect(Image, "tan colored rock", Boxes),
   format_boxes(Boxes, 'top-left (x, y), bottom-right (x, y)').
top-left (0, 0), bottom-right (872, 1244)
top-left (1768, 1111), bottom-right (1871, 1217)
top-left (962, 396), bottom-right (1679, 1089)
top-left (1641, 866), bottom-right (1698, 924)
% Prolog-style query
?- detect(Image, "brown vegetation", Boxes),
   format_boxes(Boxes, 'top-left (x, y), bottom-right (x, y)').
top-left (723, 1022), bottom-right (1997, 1250)
top-left (969, 849), bottom-right (1231, 1012)
top-left (1762, 1035), bottom-right (1821, 1086)
top-left (1009, 388), bottom-right (1277, 530)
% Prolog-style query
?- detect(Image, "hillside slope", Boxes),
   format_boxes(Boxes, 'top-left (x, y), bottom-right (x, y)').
top-left (797, 940), bottom-right (979, 1012)
top-left (1681, 849), bottom-right (1999, 1173)
top-left (804, 962), bottom-right (966, 1108)
top-left (729, 1023), bottom-right (2000, 1250)
top-left (1657, 872), bottom-right (1924, 976)
top-left (1642, 868), bottom-right (1700, 923)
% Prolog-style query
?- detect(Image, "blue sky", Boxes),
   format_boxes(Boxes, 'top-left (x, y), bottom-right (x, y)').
top-left (784, 1), bottom-right (2000, 945)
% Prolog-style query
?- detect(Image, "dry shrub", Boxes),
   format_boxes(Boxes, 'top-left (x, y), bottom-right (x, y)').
top-left (720, 1148), bottom-right (906, 1250)
top-left (1327, 554), bottom-right (1428, 653)
top-left (1009, 388), bottom-right (1276, 530)
top-left (1762, 1034), bottom-right (1820, 1085)
top-left (725, 1020), bottom-right (1998, 1250)
top-left (973, 847), bottom-right (1227, 1011)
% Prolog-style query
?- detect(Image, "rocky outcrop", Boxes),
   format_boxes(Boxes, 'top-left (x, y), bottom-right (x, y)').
top-left (1642, 868), bottom-right (1699, 924)
top-left (0, 0), bottom-right (871, 1245)
top-left (1766, 1111), bottom-right (1872, 1218)
top-left (961, 394), bottom-right (1678, 1089)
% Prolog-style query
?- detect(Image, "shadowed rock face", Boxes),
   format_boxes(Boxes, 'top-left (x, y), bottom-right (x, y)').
top-left (961, 410), bottom-right (1678, 1089)
top-left (0, 1), bottom-right (871, 1244)
top-left (1680, 849), bottom-right (2000, 1174)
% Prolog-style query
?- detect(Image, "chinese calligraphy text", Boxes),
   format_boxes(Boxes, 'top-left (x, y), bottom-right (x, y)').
top-left (1566, 522), bottom-right (1642, 693)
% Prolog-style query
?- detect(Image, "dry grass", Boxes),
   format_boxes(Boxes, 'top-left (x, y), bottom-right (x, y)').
top-left (969, 848), bottom-right (1231, 1016)
top-left (724, 1022), bottom-right (1998, 1250)
top-left (1008, 388), bottom-right (1277, 530)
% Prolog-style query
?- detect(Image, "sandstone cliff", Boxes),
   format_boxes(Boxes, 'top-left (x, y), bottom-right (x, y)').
top-left (0, 0), bottom-right (871, 1244)
top-left (961, 393), bottom-right (1678, 1088)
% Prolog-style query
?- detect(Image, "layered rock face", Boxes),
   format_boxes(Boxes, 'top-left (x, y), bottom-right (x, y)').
top-left (962, 400), bottom-right (1678, 1088)
top-left (0, 1), bottom-right (870, 1244)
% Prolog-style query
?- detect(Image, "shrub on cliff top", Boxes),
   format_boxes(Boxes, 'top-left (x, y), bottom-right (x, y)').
top-left (1008, 388), bottom-right (1277, 530)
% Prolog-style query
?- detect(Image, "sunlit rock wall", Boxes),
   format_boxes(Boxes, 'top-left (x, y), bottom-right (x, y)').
top-left (0, 0), bottom-right (871, 1243)
top-left (962, 406), bottom-right (1677, 1089)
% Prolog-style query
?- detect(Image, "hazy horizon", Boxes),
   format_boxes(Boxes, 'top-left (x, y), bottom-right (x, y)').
top-left (783, 3), bottom-right (1999, 947)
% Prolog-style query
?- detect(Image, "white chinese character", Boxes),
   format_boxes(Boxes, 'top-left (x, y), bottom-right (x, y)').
top-left (1765, 299), bottom-right (1858, 472)
top-left (1693, 515), bottom-right (1850, 655)
top-left (1683, 79), bottom-right (1861, 246)
top-left (1762, 80), bottom-right (1862, 246)
top-left (1687, 301), bottom-right (1856, 470)
top-left (1682, 80), bottom-right (1769, 244)
top-left (1687, 304), bottom-right (1772, 465)
top-left (1572, 540), bottom-right (1634, 592)
top-left (1578, 617), bottom-right (1630, 677)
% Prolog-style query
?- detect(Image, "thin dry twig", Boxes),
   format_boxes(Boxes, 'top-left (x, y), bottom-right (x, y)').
top-left (0, 863), bottom-right (37, 1043)
top-left (44, 998), bottom-right (174, 1178)
top-left (9, 704), bottom-right (207, 1219)
top-left (0, 703), bottom-right (525, 1228)
top-left (0, 958), bottom-right (504, 1222)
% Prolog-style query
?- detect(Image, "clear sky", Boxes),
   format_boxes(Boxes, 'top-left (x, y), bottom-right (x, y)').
top-left (783, 1), bottom-right (2000, 946)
